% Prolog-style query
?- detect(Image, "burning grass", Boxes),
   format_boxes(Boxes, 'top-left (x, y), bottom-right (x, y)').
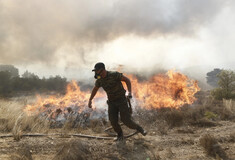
top-left (23, 70), bottom-right (200, 119)
top-left (4, 70), bottom-right (200, 137)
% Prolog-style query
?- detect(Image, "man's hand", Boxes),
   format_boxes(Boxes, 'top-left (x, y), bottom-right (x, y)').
top-left (127, 92), bottom-right (132, 99)
top-left (121, 76), bottom-right (132, 99)
top-left (88, 86), bottom-right (99, 109)
top-left (88, 99), bottom-right (92, 108)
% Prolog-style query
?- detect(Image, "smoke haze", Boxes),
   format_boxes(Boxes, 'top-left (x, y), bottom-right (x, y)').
top-left (0, 0), bottom-right (234, 80)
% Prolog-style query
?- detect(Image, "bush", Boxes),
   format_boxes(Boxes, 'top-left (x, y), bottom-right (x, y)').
top-left (204, 111), bottom-right (218, 120)
top-left (211, 70), bottom-right (235, 100)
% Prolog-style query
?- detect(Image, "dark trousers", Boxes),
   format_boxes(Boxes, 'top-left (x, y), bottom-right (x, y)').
top-left (107, 97), bottom-right (142, 135)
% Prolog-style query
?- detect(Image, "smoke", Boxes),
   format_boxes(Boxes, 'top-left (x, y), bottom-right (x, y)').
top-left (0, 0), bottom-right (228, 68)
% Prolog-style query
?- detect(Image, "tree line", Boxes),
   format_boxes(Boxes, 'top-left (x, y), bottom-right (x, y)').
top-left (0, 70), bottom-right (67, 97)
top-left (0, 65), bottom-right (234, 100)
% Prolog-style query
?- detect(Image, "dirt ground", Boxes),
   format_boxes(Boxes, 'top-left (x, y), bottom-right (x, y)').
top-left (0, 120), bottom-right (234, 160)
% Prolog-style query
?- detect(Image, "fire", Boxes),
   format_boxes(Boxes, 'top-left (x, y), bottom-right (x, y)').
top-left (128, 70), bottom-right (200, 109)
top-left (24, 70), bottom-right (200, 116)
top-left (24, 80), bottom-right (104, 116)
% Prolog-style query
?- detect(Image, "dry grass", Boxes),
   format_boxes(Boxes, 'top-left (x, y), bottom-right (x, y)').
top-left (89, 119), bottom-right (107, 133)
top-left (199, 134), bottom-right (228, 159)
top-left (223, 99), bottom-right (235, 113)
top-left (189, 118), bottom-right (218, 127)
top-left (0, 97), bottom-right (109, 138)
top-left (0, 97), bottom-right (49, 136)
top-left (134, 92), bottom-right (235, 134)
top-left (229, 132), bottom-right (235, 142)
top-left (10, 146), bottom-right (33, 160)
top-left (53, 140), bottom-right (90, 160)
top-left (156, 121), bottom-right (168, 135)
top-left (163, 109), bottom-right (184, 128)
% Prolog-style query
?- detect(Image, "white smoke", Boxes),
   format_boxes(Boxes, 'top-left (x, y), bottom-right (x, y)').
top-left (0, 0), bottom-right (228, 66)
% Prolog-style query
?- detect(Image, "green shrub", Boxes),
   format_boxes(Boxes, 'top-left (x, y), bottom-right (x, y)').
top-left (204, 111), bottom-right (218, 120)
top-left (211, 70), bottom-right (235, 100)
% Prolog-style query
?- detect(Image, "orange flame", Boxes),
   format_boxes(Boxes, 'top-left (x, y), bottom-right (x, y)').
top-left (24, 80), bottom-right (104, 116)
top-left (128, 70), bottom-right (200, 109)
top-left (24, 70), bottom-right (200, 116)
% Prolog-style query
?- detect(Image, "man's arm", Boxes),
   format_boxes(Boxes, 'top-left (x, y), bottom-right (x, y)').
top-left (88, 86), bottom-right (99, 108)
top-left (121, 75), bottom-right (132, 97)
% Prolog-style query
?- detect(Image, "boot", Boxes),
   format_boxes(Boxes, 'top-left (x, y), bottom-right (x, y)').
top-left (137, 127), bottom-right (147, 136)
top-left (114, 132), bottom-right (124, 141)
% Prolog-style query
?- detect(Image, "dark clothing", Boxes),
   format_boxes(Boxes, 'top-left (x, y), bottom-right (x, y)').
top-left (107, 96), bottom-right (142, 135)
top-left (95, 71), bottom-right (126, 101)
top-left (95, 71), bottom-right (143, 135)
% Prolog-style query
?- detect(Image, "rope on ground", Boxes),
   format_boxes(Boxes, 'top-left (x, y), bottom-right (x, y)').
top-left (0, 131), bottom-right (139, 140)
top-left (72, 131), bottom-right (138, 140)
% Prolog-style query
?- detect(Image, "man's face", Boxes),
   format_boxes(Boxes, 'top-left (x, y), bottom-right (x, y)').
top-left (94, 68), bottom-right (104, 79)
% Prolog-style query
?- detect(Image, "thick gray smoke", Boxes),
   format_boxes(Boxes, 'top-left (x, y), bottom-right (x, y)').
top-left (0, 0), bottom-right (227, 67)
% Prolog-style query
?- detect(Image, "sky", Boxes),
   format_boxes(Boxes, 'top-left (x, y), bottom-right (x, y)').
top-left (0, 0), bottom-right (234, 82)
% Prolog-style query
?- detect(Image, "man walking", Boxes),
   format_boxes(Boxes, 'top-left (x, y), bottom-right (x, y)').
top-left (88, 62), bottom-right (147, 141)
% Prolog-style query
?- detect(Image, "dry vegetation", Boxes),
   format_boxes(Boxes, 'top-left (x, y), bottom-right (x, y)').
top-left (199, 134), bottom-right (228, 159)
top-left (0, 91), bottom-right (235, 160)
top-left (0, 97), bottom-right (50, 136)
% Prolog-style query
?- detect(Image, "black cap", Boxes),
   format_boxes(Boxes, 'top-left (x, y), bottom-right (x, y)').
top-left (92, 62), bottom-right (105, 71)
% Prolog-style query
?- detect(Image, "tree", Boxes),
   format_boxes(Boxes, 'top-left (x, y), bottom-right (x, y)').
top-left (206, 68), bottom-right (222, 87)
top-left (211, 70), bottom-right (235, 100)
top-left (0, 68), bottom-right (68, 97)
top-left (22, 70), bottom-right (39, 79)
top-left (0, 64), bottom-right (19, 77)
top-left (45, 75), bottom-right (67, 92)
top-left (0, 71), bottom-right (12, 96)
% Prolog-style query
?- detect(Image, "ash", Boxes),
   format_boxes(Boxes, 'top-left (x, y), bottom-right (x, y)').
top-left (39, 104), bottom-right (108, 128)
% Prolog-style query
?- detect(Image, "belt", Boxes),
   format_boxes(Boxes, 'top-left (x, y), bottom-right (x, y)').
top-left (107, 96), bottom-right (126, 103)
